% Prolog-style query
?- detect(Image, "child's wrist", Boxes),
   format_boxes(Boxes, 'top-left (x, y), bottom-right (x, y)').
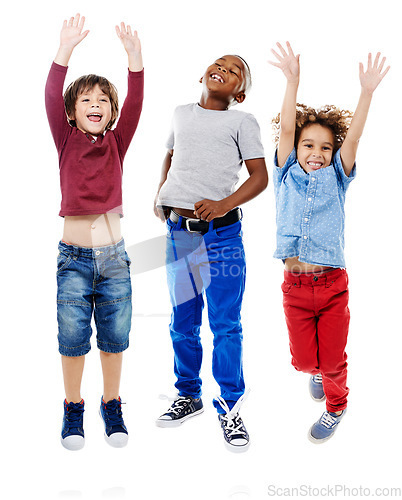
top-left (360, 87), bottom-right (374, 97)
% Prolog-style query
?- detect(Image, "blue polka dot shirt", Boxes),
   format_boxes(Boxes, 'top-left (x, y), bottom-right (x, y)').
top-left (273, 148), bottom-right (356, 268)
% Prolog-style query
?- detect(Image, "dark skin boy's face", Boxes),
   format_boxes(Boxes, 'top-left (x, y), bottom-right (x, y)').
top-left (200, 55), bottom-right (247, 106)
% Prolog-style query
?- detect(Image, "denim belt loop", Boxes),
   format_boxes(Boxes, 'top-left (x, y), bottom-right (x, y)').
top-left (73, 245), bottom-right (80, 259)
top-left (208, 219), bottom-right (214, 232)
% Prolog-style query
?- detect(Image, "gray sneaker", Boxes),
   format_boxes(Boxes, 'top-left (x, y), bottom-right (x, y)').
top-left (309, 373), bottom-right (326, 402)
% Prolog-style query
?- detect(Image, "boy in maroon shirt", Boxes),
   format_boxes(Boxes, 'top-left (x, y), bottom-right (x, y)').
top-left (45, 14), bottom-right (143, 450)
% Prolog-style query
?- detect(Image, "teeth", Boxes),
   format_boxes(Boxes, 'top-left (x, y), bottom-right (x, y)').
top-left (211, 73), bottom-right (224, 83)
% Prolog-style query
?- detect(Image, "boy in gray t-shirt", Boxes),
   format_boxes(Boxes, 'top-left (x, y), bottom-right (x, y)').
top-left (154, 54), bottom-right (267, 452)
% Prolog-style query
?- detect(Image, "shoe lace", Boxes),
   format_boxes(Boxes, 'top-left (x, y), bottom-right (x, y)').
top-left (65, 402), bottom-right (84, 425)
top-left (165, 396), bottom-right (193, 416)
top-left (312, 373), bottom-right (322, 383)
top-left (216, 390), bottom-right (250, 437)
top-left (320, 411), bottom-right (338, 429)
top-left (103, 399), bottom-right (125, 426)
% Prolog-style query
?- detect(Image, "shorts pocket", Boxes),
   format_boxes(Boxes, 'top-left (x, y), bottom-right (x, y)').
top-left (57, 252), bottom-right (73, 275)
top-left (116, 251), bottom-right (131, 269)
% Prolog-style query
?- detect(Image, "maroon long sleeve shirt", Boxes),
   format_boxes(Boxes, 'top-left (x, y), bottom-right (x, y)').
top-left (45, 62), bottom-right (144, 216)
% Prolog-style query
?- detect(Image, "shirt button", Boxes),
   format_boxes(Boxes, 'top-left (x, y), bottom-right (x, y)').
top-left (311, 177), bottom-right (316, 181)
top-left (308, 198), bottom-right (312, 201)
top-left (304, 218), bottom-right (308, 222)
top-left (303, 236), bottom-right (307, 239)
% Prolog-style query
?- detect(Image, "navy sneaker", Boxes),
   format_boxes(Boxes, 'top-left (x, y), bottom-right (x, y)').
top-left (156, 396), bottom-right (204, 427)
top-left (218, 412), bottom-right (250, 452)
top-left (308, 409), bottom-right (347, 443)
top-left (215, 394), bottom-right (250, 453)
top-left (61, 399), bottom-right (85, 451)
top-left (99, 397), bottom-right (128, 448)
top-left (309, 373), bottom-right (326, 402)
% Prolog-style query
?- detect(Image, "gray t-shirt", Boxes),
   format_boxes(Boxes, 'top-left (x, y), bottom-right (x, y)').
top-left (157, 103), bottom-right (265, 210)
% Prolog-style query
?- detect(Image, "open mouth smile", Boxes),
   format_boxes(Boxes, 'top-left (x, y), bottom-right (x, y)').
top-left (307, 161), bottom-right (323, 170)
top-left (87, 113), bottom-right (103, 123)
top-left (210, 73), bottom-right (225, 83)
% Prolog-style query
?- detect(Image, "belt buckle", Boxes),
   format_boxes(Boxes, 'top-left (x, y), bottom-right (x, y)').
top-left (185, 218), bottom-right (202, 232)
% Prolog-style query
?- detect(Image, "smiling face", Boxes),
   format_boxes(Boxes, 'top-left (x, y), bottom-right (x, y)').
top-left (200, 55), bottom-right (248, 106)
top-left (71, 84), bottom-right (113, 136)
top-left (296, 123), bottom-right (335, 173)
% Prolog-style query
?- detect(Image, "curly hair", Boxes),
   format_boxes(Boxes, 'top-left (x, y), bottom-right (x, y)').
top-left (272, 103), bottom-right (353, 152)
top-left (64, 74), bottom-right (119, 131)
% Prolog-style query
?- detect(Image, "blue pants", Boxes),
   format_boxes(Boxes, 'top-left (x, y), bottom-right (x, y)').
top-left (166, 216), bottom-right (246, 413)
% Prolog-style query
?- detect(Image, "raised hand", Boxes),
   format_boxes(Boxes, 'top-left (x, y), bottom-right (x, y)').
top-left (60, 13), bottom-right (89, 49)
top-left (54, 13), bottom-right (89, 66)
top-left (359, 52), bottom-right (390, 95)
top-left (269, 41), bottom-right (300, 83)
top-left (115, 22), bottom-right (143, 72)
top-left (115, 23), bottom-right (141, 55)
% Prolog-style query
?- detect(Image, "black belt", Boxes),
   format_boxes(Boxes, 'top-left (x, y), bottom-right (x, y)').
top-left (169, 208), bottom-right (242, 233)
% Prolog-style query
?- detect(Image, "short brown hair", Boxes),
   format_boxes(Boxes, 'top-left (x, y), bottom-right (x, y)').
top-left (272, 103), bottom-right (354, 152)
top-left (64, 75), bottom-right (119, 130)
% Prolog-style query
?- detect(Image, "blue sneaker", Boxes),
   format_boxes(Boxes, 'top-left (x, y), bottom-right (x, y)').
top-left (156, 396), bottom-right (204, 427)
top-left (61, 399), bottom-right (85, 451)
top-left (308, 409), bottom-right (346, 443)
top-left (99, 397), bottom-right (128, 448)
top-left (216, 393), bottom-right (250, 453)
top-left (309, 373), bottom-right (326, 402)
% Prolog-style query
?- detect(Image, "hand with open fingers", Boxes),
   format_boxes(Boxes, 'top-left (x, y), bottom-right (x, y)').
top-left (269, 41), bottom-right (300, 83)
top-left (115, 22), bottom-right (141, 56)
top-left (359, 52), bottom-right (390, 95)
top-left (60, 13), bottom-right (89, 50)
top-left (194, 199), bottom-right (229, 222)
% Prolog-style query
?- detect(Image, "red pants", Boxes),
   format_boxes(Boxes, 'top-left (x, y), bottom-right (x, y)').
top-left (282, 268), bottom-right (350, 412)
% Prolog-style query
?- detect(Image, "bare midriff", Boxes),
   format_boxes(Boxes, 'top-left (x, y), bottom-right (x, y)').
top-left (62, 213), bottom-right (122, 248)
top-left (284, 256), bottom-right (333, 273)
top-left (172, 207), bottom-right (198, 218)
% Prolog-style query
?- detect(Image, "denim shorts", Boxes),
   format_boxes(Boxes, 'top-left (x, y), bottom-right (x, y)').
top-left (56, 238), bottom-right (132, 357)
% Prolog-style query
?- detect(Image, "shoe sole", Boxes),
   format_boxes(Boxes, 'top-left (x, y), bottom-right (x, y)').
top-left (61, 435), bottom-right (85, 451)
top-left (99, 410), bottom-right (129, 448)
top-left (155, 408), bottom-right (204, 428)
top-left (224, 440), bottom-right (250, 453)
top-left (310, 393), bottom-right (326, 402)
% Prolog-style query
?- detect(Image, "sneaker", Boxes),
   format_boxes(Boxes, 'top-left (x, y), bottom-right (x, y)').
top-left (215, 393), bottom-right (250, 453)
top-left (99, 397), bottom-right (128, 448)
top-left (61, 399), bottom-right (85, 451)
top-left (309, 373), bottom-right (326, 402)
top-left (308, 409), bottom-right (347, 443)
top-left (156, 395), bottom-right (204, 427)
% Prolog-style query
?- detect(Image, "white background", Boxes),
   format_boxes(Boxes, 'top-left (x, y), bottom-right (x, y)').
top-left (1, 0), bottom-right (400, 498)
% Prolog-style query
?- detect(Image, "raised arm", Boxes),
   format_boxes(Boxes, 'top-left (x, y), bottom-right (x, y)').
top-left (54, 13), bottom-right (89, 67)
top-left (340, 52), bottom-right (390, 176)
top-left (269, 42), bottom-right (300, 167)
top-left (115, 22), bottom-right (143, 72)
